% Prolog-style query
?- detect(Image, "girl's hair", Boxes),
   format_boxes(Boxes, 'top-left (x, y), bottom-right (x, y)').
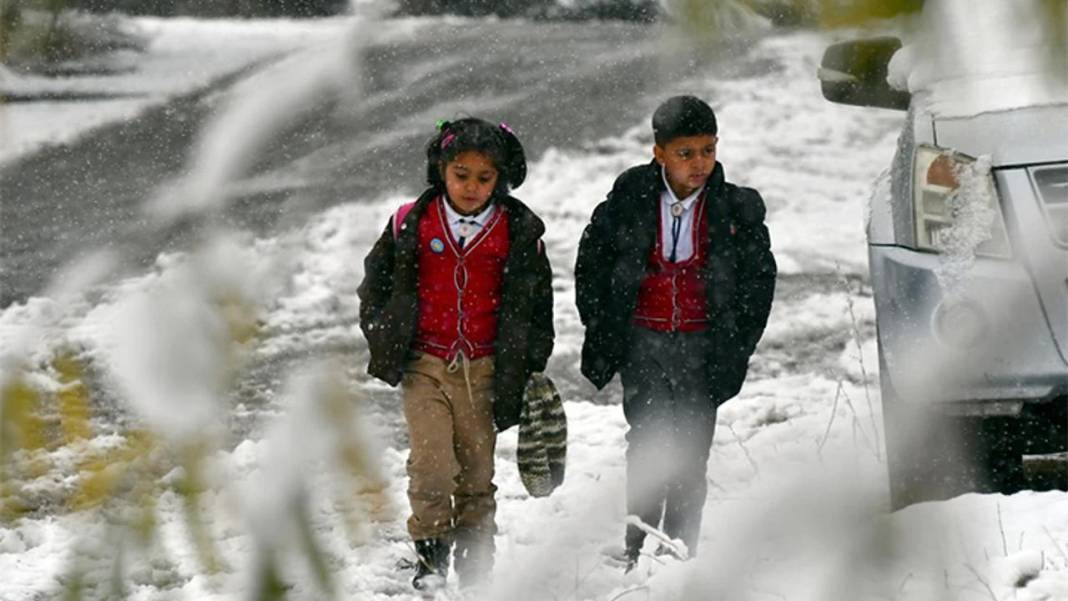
top-left (425, 118), bottom-right (527, 197)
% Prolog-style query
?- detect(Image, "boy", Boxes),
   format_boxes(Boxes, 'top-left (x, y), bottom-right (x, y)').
top-left (574, 95), bottom-right (776, 569)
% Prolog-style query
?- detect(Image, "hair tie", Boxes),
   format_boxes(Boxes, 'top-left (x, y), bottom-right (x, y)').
top-left (499, 122), bottom-right (515, 135)
top-left (436, 119), bottom-right (450, 131)
top-left (440, 132), bottom-right (456, 150)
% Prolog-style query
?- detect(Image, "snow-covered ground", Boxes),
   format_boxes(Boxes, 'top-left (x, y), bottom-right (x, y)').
top-left (1, 10), bottom-right (1066, 601)
top-left (0, 15), bottom-right (407, 165)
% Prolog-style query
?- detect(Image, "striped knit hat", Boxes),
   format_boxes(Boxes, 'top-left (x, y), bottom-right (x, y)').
top-left (517, 373), bottom-right (567, 497)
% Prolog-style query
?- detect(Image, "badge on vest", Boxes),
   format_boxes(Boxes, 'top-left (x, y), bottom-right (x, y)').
top-left (429, 238), bottom-right (445, 253)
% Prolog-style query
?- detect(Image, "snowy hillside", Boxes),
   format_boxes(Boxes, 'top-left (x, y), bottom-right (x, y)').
top-left (1, 7), bottom-right (1066, 601)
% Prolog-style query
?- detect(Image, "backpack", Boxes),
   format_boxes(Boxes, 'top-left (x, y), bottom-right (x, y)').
top-left (392, 201), bottom-right (417, 240)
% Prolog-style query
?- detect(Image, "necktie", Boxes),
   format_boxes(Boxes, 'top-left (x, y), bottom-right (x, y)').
top-left (669, 203), bottom-right (683, 262)
top-left (457, 218), bottom-right (477, 249)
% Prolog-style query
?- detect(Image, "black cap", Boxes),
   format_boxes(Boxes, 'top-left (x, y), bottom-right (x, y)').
top-left (652, 95), bottom-right (718, 146)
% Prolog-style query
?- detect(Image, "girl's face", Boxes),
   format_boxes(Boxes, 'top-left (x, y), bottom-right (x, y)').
top-left (442, 150), bottom-right (500, 213)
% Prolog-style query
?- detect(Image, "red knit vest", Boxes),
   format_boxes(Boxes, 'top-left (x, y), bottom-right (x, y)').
top-left (632, 198), bottom-right (710, 333)
top-left (412, 197), bottom-right (510, 360)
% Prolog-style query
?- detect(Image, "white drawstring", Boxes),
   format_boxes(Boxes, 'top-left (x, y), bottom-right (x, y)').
top-left (447, 350), bottom-right (476, 411)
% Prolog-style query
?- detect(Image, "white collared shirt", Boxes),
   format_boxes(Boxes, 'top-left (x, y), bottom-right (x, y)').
top-left (659, 167), bottom-right (704, 262)
top-left (442, 197), bottom-right (496, 246)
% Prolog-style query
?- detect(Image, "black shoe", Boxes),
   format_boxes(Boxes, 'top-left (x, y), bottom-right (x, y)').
top-left (412, 538), bottom-right (450, 590)
top-left (623, 545), bottom-right (640, 573)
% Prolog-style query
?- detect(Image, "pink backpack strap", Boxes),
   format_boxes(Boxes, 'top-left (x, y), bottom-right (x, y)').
top-left (392, 201), bottom-right (417, 240)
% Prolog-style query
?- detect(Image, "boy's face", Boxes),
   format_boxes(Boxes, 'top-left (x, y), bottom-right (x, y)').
top-left (654, 134), bottom-right (718, 199)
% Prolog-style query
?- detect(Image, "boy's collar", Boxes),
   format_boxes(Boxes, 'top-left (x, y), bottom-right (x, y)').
top-left (659, 165), bottom-right (705, 206)
top-left (646, 159), bottom-right (726, 194)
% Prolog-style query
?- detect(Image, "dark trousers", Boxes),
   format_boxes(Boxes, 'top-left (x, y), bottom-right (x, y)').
top-left (621, 327), bottom-right (717, 556)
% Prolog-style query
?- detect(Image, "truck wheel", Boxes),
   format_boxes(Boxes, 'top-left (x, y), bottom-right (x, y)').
top-left (976, 417), bottom-right (1026, 494)
top-left (881, 358), bottom-right (1024, 510)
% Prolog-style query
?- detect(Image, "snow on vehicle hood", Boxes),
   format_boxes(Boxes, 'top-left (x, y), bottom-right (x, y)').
top-left (933, 104), bottom-right (1068, 166)
top-left (887, 0), bottom-right (1068, 120)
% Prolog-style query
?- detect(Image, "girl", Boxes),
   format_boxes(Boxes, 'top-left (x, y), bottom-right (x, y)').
top-left (357, 118), bottom-right (554, 590)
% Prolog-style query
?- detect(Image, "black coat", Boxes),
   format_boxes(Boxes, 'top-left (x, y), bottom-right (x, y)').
top-left (574, 160), bottom-right (776, 404)
top-left (357, 188), bottom-right (555, 431)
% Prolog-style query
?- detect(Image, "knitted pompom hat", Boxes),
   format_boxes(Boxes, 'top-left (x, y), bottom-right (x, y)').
top-left (517, 373), bottom-right (567, 498)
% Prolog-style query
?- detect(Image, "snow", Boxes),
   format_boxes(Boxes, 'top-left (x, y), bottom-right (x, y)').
top-left (100, 236), bottom-right (279, 444)
top-left (2, 7), bottom-right (1067, 601)
top-left (0, 14), bottom-right (428, 165)
top-left (888, 0), bottom-right (1068, 119)
top-left (931, 154), bottom-right (1001, 295)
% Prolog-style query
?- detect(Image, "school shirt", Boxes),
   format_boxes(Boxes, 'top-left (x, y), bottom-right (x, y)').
top-left (659, 166), bottom-right (705, 262)
top-left (442, 196), bottom-right (497, 247)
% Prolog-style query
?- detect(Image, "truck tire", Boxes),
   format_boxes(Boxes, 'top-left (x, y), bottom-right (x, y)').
top-left (880, 353), bottom-right (1025, 510)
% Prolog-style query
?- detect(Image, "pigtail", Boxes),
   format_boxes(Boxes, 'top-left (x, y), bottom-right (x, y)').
top-left (425, 120), bottom-right (452, 189)
top-left (498, 122), bottom-right (527, 189)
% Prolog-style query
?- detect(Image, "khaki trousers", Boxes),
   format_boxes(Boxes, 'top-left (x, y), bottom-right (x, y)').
top-left (402, 352), bottom-right (497, 541)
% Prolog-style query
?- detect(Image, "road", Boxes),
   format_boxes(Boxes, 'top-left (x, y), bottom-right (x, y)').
top-left (1, 19), bottom-right (722, 307)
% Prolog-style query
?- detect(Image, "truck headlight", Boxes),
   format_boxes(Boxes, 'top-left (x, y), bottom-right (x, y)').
top-left (912, 145), bottom-right (1012, 259)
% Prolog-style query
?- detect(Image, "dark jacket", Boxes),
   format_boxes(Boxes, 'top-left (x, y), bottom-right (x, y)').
top-left (574, 160), bottom-right (776, 405)
top-left (357, 187), bottom-right (555, 431)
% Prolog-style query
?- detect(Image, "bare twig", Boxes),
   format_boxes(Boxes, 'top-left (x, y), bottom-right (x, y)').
top-left (707, 477), bottom-right (729, 493)
top-left (997, 502), bottom-right (1008, 557)
top-left (623, 515), bottom-right (689, 560)
top-left (564, 555), bottom-right (602, 601)
top-left (962, 561), bottom-right (999, 601)
top-left (954, 516), bottom-right (999, 601)
top-left (574, 555), bottom-right (579, 599)
top-left (608, 585), bottom-right (650, 601)
top-left (817, 379), bottom-right (844, 456)
top-left (1042, 525), bottom-right (1068, 563)
top-left (839, 384), bottom-right (878, 457)
top-left (727, 424), bottom-right (759, 477)
top-left (838, 269), bottom-right (882, 462)
top-left (893, 573), bottom-right (914, 600)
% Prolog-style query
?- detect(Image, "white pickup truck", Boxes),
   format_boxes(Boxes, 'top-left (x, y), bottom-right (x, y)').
top-left (817, 1), bottom-right (1068, 509)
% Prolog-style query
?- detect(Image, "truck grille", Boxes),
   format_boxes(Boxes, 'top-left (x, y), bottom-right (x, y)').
top-left (1034, 165), bottom-right (1068, 244)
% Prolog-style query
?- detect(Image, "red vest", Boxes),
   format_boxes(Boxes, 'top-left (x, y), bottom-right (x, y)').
top-left (413, 198), bottom-right (510, 360)
top-left (632, 199), bottom-right (710, 333)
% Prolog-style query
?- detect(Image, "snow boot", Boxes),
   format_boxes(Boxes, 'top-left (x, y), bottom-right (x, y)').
top-left (412, 538), bottom-right (450, 591)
